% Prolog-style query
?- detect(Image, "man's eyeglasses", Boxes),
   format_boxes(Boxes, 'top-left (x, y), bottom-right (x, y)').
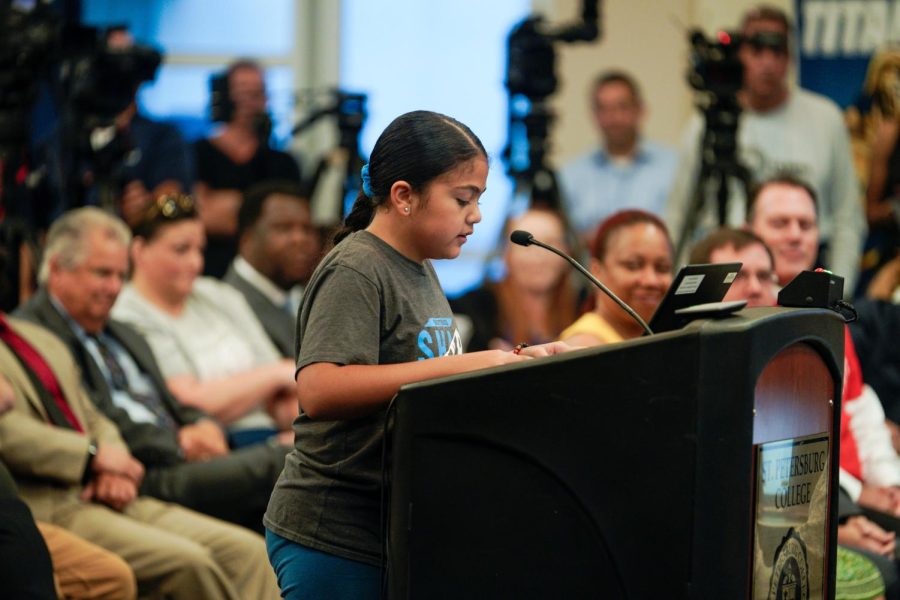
top-left (734, 268), bottom-right (779, 286)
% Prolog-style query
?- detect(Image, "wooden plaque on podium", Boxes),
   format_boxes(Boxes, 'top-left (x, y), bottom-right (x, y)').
top-left (751, 342), bottom-right (837, 598)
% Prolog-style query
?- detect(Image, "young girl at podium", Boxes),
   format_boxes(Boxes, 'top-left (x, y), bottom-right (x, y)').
top-left (263, 110), bottom-right (569, 599)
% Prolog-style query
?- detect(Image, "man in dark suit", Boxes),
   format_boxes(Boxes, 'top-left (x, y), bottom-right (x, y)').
top-left (223, 180), bottom-right (320, 357)
top-left (15, 206), bottom-right (289, 532)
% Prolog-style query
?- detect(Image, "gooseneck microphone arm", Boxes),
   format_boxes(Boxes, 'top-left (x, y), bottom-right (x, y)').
top-left (509, 230), bottom-right (654, 336)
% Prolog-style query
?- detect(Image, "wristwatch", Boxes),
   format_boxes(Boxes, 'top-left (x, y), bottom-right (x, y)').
top-left (81, 440), bottom-right (98, 485)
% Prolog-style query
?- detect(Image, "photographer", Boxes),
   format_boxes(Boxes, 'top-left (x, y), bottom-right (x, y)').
top-left (193, 59), bottom-right (302, 279)
top-left (666, 4), bottom-right (864, 293)
top-left (33, 28), bottom-right (189, 230)
top-left (105, 29), bottom-right (193, 227)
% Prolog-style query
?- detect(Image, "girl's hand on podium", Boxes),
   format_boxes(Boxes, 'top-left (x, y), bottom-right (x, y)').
top-left (517, 341), bottom-right (578, 358)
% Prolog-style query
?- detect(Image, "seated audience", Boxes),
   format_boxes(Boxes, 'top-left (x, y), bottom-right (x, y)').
top-left (839, 488), bottom-right (899, 600)
top-left (748, 176), bottom-right (900, 512)
top-left (111, 194), bottom-right (297, 447)
top-left (560, 209), bottom-right (673, 345)
top-left (0, 465), bottom-right (58, 600)
top-left (224, 180), bottom-right (321, 358)
top-left (837, 545), bottom-right (890, 600)
top-left (0, 376), bottom-right (136, 600)
top-left (693, 225), bottom-right (898, 599)
top-left (846, 45), bottom-right (900, 294)
top-left (746, 175), bottom-right (826, 288)
top-left (688, 227), bottom-right (778, 307)
top-left (0, 313), bottom-right (279, 599)
top-left (15, 207), bottom-right (289, 531)
top-left (451, 206), bottom-right (578, 351)
top-left (34, 520), bottom-right (137, 600)
top-left (851, 256), bottom-right (900, 449)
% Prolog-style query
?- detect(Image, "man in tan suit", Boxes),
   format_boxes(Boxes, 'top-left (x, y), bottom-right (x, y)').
top-left (0, 314), bottom-right (279, 600)
top-left (0, 373), bottom-right (136, 599)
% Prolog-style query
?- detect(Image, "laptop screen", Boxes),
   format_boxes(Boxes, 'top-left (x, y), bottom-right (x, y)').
top-left (647, 262), bottom-right (742, 333)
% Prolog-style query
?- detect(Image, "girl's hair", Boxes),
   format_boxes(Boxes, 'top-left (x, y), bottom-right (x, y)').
top-left (590, 209), bottom-right (671, 262)
top-left (334, 110), bottom-right (487, 244)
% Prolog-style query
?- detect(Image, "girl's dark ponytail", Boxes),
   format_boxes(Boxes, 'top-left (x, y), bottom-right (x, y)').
top-left (331, 110), bottom-right (487, 246)
top-left (334, 192), bottom-right (374, 245)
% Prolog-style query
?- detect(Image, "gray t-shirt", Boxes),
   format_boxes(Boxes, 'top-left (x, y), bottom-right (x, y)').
top-left (264, 231), bottom-right (462, 566)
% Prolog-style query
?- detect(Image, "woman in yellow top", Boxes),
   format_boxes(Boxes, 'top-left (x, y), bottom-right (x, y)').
top-left (560, 209), bottom-right (673, 346)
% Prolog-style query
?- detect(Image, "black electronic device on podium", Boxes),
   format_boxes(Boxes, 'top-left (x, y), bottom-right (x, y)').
top-left (386, 306), bottom-right (843, 599)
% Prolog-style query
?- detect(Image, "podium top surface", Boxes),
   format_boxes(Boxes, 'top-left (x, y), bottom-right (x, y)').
top-left (398, 306), bottom-right (845, 397)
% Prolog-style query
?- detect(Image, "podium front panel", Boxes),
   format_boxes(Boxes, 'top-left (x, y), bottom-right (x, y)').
top-left (390, 332), bottom-right (700, 599)
top-left (388, 308), bottom-right (844, 599)
top-left (750, 343), bottom-right (838, 600)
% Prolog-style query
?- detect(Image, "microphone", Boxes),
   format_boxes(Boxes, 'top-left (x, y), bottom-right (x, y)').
top-left (509, 230), bottom-right (534, 247)
top-left (509, 229), bottom-right (654, 336)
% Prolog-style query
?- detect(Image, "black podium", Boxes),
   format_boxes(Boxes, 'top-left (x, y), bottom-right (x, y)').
top-left (387, 307), bottom-right (844, 599)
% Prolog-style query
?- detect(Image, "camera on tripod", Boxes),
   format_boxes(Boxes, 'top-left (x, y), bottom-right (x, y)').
top-left (59, 26), bottom-right (162, 199)
top-left (686, 29), bottom-right (744, 172)
top-left (64, 30), bottom-right (161, 125)
top-left (688, 30), bottom-right (743, 102)
top-left (292, 88), bottom-right (368, 224)
top-left (8, 11), bottom-right (162, 214)
top-left (673, 28), bottom-right (752, 259)
top-left (0, 1), bottom-right (60, 157)
top-left (503, 1), bottom-right (600, 209)
top-left (1, 3), bottom-right (161, 167)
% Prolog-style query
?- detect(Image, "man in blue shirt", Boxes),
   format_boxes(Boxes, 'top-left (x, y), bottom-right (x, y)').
top-left (558, 70), bottom-right (678, 243)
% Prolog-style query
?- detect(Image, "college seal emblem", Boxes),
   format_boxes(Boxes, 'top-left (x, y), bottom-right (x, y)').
top-left (768, 528), bottom-right (809, 600)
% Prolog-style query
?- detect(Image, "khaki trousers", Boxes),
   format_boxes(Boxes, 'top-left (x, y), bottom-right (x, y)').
top-left (49, 496), bottom-right (279, 600)
top-left (38, 521), bottom-right (137, 600)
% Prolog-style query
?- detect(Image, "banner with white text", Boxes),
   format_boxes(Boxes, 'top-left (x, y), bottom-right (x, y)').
top-left (795, 0), bottom-right (897, 108)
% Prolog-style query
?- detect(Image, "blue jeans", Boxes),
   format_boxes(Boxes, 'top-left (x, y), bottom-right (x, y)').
top-left (265, 528), bottom-right (382, 600)
top-left (228, 428), bottom-right (277, 448)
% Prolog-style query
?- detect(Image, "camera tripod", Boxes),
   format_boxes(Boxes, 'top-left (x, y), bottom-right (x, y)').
top-left (673, 114), bottom-right (752, 262)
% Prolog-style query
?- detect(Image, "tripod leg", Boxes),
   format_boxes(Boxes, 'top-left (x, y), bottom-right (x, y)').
top-left (674, 163), bottom-right (711, 263)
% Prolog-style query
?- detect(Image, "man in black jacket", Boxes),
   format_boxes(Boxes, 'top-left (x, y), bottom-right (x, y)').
top-left (16, 206), bottom-right (289, 531)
